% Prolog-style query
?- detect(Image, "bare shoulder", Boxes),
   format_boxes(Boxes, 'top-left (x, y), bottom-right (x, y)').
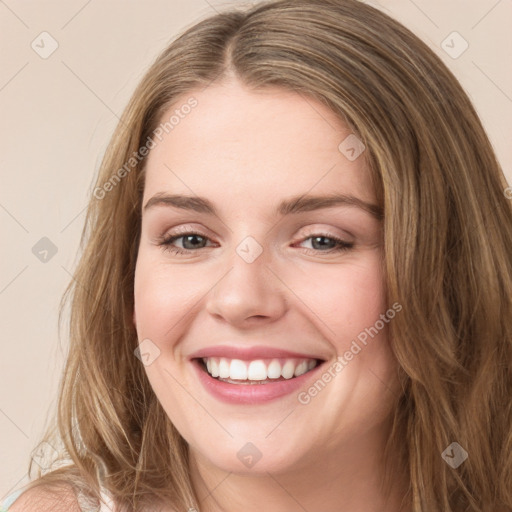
top-left (9, 484), bottom-right (82, 512)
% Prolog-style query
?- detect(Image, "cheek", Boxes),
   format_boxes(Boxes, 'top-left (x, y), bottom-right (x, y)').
top-left (133, 257), bottom-right (195, 341)
top-left (289, 254), bottom-right (386, 341)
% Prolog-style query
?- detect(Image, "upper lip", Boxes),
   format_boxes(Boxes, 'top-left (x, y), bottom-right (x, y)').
top-left (189, 345), bottom-right (326, 361)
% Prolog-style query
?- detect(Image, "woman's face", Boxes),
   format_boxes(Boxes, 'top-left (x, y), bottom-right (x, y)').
top-left (133, 78), bottom-right (400, 475)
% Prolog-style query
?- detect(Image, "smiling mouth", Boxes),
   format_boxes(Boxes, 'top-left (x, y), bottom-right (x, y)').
top-left (195, 356), bottom-right (323, 385)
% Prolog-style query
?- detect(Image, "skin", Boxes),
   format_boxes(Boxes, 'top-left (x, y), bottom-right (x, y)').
top-left (133, 77), bottom-right (408, 512)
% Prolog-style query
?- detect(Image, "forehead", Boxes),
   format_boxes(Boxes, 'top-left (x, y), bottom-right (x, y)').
top-left (142, 80), bottom-right (375, 209)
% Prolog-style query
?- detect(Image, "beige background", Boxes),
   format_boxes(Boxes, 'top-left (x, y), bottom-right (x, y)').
top-left (1, 0), bottom-right (511, 498)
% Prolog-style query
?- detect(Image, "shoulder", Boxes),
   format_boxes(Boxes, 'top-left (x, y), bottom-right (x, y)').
top-left (6, 484), bottom-right (83, 512)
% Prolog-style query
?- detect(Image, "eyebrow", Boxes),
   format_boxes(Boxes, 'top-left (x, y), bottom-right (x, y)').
top-left (143, 192), bottom-right (383, 220)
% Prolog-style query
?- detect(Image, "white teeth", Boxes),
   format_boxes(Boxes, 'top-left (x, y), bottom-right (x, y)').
top-left (267, 360), bottom-right (282, 379)
top-left (210, 358), bottom-right (219, 377)
top-left (294, 361), bottom-right (308, 377)
top-left (201, 357), bottom-right (319, 381)
top-left (281, 360), bottom-right (296, 379)
top-left (229, 359), bottom-right (248, 380)
top-left (247, 360), bottom-right (267, 380)
top-left (219, 358), bottom-right (230, 378)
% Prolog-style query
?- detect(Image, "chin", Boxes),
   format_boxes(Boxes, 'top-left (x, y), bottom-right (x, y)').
top-left (190, 436), bottom-right (308, 476)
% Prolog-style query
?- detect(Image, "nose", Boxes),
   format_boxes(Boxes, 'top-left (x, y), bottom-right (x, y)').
top-left (205, 240), bottom-right (288, 327)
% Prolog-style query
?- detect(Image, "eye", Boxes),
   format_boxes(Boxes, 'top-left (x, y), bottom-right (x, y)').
top-left (295, 234), bottom-right (354, 254)
top-left (158, 230), bottom-right (354, 256)
top-left (158, 231), bottom-right (214, 255)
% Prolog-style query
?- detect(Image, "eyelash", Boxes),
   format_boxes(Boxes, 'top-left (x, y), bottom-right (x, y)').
top-left (157, 230), bottom-right (354, 256)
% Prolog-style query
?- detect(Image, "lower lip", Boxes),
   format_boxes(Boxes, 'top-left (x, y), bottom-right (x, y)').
top-left (191, 359), bottom-right (325, 405)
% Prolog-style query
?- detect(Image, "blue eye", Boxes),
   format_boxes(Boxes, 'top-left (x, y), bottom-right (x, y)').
top-left (158, 232), bottom-right (354, 255)
top-left (298, 235), bottom-right (353, 253)
top-left (160, 232), bottom-right (212, 254)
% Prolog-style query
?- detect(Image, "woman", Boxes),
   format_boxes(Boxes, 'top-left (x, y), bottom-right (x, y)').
top-left (3, 0), bottom-right (511, 510)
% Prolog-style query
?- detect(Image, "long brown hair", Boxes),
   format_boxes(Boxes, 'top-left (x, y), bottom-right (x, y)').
top-left (18, 1), bottom-right (512, 510)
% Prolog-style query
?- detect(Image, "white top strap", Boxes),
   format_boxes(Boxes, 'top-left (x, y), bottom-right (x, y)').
top-left (0, 486), bottom-right (115, 512)
top-left (0, 488), bottom-right (23, 511)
